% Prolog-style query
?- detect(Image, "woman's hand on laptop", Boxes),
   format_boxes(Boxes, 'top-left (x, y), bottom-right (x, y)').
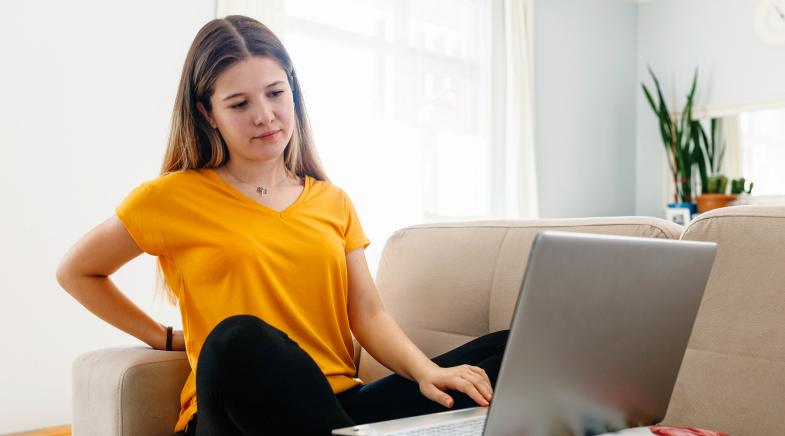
top-left (417, 364), bottom-right (493, 409)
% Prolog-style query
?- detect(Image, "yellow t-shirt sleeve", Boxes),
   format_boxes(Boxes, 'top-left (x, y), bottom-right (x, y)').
top-left (342, 191), bottom-right (370, 253)
top-left (115, 182), bottom-right (167, 256)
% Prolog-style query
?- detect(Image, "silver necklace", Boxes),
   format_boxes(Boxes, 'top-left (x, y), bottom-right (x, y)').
top-left (223, 168), bottom-right (290, 196)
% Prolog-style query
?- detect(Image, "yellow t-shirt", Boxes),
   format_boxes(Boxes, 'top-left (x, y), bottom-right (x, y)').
top-left (115, 168), bottom-right (370, 433)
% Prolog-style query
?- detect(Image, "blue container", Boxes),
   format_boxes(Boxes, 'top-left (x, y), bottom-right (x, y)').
top-left (667, 202), bottom-right (697, 217)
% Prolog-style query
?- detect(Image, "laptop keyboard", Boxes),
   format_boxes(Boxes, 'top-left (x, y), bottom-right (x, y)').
top-left (388, 416), bottom-right (485, 436)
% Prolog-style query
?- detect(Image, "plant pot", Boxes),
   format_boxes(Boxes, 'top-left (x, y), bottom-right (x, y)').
top-left (696, 194), bottom-right (737, 213)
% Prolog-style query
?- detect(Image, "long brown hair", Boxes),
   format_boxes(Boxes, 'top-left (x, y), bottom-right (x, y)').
top-left (157, 15), bottom-right (328, 305)
top-left (162, 14), bottom-right (328, 180)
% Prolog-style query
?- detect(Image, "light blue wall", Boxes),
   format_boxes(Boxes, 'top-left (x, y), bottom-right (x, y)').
top-left (635, 0), bottom-right (785, 216)
top-left (534, 0), bottom-right (638, 218)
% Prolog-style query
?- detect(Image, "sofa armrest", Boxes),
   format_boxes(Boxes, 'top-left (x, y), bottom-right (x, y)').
top-left (72, 347), bottom-right (189, 436)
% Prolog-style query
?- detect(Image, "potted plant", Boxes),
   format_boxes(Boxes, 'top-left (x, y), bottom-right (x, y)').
top-left (693, 118), bottom-right (733, 212)
top-left (693, 118), bottom-right (754, 212)
top-left (641, 67), bottom-right (701, 213)
top-left (731, 177), bottom-right (754, 195)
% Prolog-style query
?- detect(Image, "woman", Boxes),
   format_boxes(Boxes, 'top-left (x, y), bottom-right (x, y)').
top-left (57, 15), bottom-right (508, 435)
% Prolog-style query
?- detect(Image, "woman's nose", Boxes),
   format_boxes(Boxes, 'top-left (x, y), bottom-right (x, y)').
top-left (253, 101), bottom-right (274, 125)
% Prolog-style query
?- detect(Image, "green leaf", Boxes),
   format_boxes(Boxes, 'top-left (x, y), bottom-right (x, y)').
top-left (642, 84), bottom-right (658, 113)
top-left (710, 118), bottom-right (717, 153)
top-left (698, 121), bottom-right (711, 172)
top-left (649, 66), bottom-right (672, 118)
top-left (642, 84), bottom-right (671, 147)
top-left (692, 122), bottom-right (708, 194)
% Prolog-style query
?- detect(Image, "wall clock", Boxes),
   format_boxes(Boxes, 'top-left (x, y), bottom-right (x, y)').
top-left (755, 0), bottom-right (785, 45)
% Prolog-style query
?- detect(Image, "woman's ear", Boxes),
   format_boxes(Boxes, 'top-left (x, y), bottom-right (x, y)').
top-left (196, 101), bottom-right (217, 129)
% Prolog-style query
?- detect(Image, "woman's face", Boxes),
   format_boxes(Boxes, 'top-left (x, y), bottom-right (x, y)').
top-left (199, 56), bottom-right (295, 164)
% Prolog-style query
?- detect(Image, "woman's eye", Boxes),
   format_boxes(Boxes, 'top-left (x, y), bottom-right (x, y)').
top-left (271, 90), bottom-right (284, 98)
top-left (231, 101), bottom-right (247, 109)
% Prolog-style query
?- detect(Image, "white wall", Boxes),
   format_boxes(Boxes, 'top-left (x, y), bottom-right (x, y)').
top-left (534, 0), bottom-right (639, 218)
top-left (635, 0), bottom-right (785, 216)
top-left (0, 1), bottom-right (215, 432)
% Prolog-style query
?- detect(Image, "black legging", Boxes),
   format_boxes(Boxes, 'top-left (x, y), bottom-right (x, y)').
top-left (180, 314), bottom-right (509, 436)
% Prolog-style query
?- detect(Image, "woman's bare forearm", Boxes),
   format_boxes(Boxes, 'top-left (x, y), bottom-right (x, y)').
top-left (58, 273), bottom-right (166, 349)
top-left (57, 215), bottom-right (169, 350)
top-left (352, 310), bottom-right (438, 382)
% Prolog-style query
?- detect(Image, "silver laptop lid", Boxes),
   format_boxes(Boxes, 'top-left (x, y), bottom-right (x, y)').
top-left (484, 231), bottom-right (716, 436)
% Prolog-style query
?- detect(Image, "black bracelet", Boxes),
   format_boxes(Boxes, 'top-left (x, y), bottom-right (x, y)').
top-left (165, 326), bottom-right (173, 351)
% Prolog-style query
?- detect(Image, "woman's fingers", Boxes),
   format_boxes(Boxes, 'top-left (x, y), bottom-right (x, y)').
top-left (468, 365), bottom-right (489, 380)
top-left (458, 365), bottom-right (493, 400)
top-left (419, 365), bottom-right (494, 408)
top-left (459, 368), bottom-right (493, 402)
top-left (420, 382), bottom-right (454, 408)
top-left (460, 370), bottom-right (493, 401)
top-left (449, 377), bottom-right (489, 407)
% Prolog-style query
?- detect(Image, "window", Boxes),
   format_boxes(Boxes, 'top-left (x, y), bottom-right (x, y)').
top-left (737, 107), bottom-right (785, 196)
top-left (280, 0), bottom-right (503, 275)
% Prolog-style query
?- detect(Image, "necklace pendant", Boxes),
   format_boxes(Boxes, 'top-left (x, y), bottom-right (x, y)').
top-left (256, 186), bottom-right (268, 195)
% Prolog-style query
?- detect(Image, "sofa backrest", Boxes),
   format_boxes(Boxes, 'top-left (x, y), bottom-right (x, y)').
top-left (359, 216), bottom-right (683, 382)
top-left (663, 206), bottom-right (785, 436)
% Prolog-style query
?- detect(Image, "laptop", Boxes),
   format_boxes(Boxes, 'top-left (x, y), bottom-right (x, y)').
top-left (333, 231), bottom-right (716, 436)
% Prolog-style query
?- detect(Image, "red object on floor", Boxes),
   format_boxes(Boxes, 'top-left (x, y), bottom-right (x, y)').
top-left (650, 426), bottom-right (731, 436)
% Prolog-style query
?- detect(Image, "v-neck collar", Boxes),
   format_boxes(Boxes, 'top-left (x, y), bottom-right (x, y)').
top-left (204, 168), bottom-right (311, 218)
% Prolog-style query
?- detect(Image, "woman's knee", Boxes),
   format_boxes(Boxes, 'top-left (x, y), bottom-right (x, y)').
top-left (487, 329), bottom-right (510, 348)
top-left (208, 314), bottom-right (283, 342)
top-left (212, 314), bottom-right (271, 335)
top-left (201, 315), bottom-right (288, 363)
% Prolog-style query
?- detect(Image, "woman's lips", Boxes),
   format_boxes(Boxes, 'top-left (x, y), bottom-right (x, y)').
top-left (254, 130), bottom-right (280, 140)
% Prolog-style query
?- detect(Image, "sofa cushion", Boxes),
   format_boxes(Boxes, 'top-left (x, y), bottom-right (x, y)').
top-left (359, 217), bottom-right (683, 382)
top-left (664, 206), bottom-right (785, 436)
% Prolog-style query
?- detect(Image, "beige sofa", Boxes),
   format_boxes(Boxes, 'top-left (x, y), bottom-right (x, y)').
top-left (71, 206), bottom-right (785, 436)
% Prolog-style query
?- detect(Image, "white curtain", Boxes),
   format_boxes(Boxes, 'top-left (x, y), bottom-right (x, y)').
top-left (503, 0), bottom-right (538, 218)
top-left (723, 114), bottom-right (742, 181)
top-left (215, 0), bottom-right (538, 220)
